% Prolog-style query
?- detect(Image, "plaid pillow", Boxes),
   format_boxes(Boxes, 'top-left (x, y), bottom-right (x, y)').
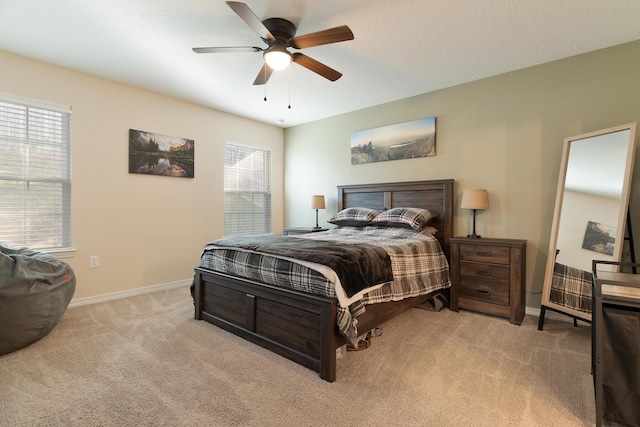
top-left (328, 207), bottom-right (380, 227)
top-left (370, 207), bottom-right (434, 230)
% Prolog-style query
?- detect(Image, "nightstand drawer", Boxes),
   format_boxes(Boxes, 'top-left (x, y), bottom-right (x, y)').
top-left (458, 244), bottom-right (510, 264)
top-left (459, 262), bottom-right (510, 282)
top-left (459, 262), bottom-right (509, 305)
top-left (459, 278), bottom-right (509, 305)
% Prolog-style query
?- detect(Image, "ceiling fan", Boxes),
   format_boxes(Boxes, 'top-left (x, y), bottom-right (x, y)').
top-left (193, 1), bottom-right (354, 85)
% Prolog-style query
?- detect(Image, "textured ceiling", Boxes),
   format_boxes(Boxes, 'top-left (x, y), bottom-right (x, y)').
top-left (1, 0), bottom-right (639, 127)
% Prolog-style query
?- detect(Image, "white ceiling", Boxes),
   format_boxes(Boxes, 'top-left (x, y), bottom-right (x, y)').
top-left (1, 0), bottom-right (639, 128)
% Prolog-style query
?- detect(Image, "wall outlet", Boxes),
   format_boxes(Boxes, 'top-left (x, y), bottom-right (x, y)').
top-left (89, 255), bottom-right (100, 268)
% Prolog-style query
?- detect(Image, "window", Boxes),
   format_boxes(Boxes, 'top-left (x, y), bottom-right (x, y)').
top-left (0, 94), bottom-right (72, 251)
top-left (224, 141), bottom-right (271, 236)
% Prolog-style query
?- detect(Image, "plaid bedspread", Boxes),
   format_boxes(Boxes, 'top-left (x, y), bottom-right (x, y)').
top-left (550, 262), bottom-right (593, 314)
top-left (206, 234), bottom-right (393, 298)
top-left (197, 226), bottom-right (451, 345)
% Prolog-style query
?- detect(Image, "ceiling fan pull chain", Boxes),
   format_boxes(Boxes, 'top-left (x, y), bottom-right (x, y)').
top-left (288, 66), bottom-right (291, 109)
top-left (264, 68), bottom-right (267, 102)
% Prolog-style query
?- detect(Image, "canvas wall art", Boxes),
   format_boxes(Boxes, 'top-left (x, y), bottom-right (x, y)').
top-left (129, 129), bottom-right (194, 178)
top-left (351, 117), bottom-right (436, 165)
top-left (582, 220), bottom-right (616, 255)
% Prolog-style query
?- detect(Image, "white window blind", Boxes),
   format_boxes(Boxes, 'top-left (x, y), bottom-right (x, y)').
top-left (224, 141), bottom-right (271, 236)
top-left (0, 94), bottom-right (72, 250)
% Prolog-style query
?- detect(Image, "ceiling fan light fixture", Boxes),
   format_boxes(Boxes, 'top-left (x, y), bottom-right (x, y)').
top-left (264, 47), bottom-right (292, 70)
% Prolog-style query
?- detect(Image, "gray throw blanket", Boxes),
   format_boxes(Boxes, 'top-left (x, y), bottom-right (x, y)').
top-left (210, 235), bottom-right (393, 297)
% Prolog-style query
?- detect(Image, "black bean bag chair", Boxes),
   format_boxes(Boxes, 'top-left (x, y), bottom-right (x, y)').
top-left (0, 242), bottom-right (76, 355)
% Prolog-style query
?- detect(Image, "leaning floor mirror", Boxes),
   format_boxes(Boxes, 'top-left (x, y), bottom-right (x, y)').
top-left (538, 123), bottom-right (638, 330)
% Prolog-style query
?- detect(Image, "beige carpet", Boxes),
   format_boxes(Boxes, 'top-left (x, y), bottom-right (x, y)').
top-left (0, 286), bottom-right (596, 426)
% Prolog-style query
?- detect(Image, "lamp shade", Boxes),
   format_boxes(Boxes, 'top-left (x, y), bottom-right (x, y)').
top-left (310, 195), bottom-right (325, 210)
top-left (460, 188), bottom-right (489, 210)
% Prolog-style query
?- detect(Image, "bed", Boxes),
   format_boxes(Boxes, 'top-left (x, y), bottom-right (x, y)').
top-left (193, 179), bottom-right (454, 381)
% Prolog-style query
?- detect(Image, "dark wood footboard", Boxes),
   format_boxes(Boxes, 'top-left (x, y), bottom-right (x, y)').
top-left (194, 267), bottom-right (343, 381)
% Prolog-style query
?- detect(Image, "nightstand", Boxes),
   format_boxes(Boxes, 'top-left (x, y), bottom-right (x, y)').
top-left (283, 227), bottom-right (329, 236)
top-left (450, 237), bottom-right (526, 325)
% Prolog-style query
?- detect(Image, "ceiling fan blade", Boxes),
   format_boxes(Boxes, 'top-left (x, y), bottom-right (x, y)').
top-left (292, 53), bottom-right (342, 81)
top-left (226, 1), bottom-right (275, 41)
top-left (290, 25), bottom-right (354, 49)
top-left (253, 63), bottom-right (274, 85)
top-left (192, 46), bottom-right (262, 54)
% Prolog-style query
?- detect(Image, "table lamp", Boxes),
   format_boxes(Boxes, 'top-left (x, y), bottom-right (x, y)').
top-left (460, 188), bottom-right (489, 238)
top-left (310, 195), bottom-right (325, 229)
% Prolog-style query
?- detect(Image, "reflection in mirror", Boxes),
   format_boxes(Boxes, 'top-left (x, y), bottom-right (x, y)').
top-left (538, 123), bottom-right (637, 330)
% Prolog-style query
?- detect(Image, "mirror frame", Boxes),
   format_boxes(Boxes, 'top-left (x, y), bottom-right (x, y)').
top-left (541, 122), bottom-right (638, 322)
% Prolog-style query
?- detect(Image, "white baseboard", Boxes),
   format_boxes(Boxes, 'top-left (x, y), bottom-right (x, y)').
top-left (68, 279), bottom-right (191, 308)
top-left (525, 306), bottom-right (544, 317)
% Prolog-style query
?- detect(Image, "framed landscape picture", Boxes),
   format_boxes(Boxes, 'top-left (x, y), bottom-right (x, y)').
top-left (351, 117), bottom-right (436, 165)
top-left (128, 129), bottom-right (194, 178)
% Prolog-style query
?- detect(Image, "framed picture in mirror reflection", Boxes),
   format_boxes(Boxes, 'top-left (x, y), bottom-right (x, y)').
top-left (581, 220), bottom-right (616, 255)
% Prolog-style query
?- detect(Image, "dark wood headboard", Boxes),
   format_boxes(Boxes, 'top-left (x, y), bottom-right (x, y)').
top-left (337, 179), bottom-right (454, 258)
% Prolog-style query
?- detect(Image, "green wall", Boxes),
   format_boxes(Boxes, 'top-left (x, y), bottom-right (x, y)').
top-left (283, 40), bottom-right (640, 310)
